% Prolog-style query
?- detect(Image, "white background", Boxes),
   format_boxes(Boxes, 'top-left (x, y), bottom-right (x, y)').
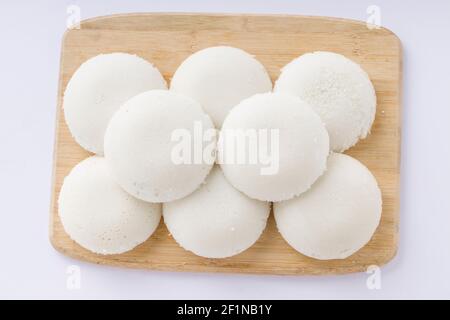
top-left (1, 0), bottom-right (449, 299)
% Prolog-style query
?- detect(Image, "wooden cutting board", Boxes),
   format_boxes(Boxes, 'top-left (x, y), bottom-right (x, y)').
top-left (49, 13), bottom-right (402, 275)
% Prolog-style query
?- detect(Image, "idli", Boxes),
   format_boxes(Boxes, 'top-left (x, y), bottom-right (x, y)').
top-left (170, 46), bottom-right (272, 127)
top-left (274, 51), bottom-right (376, 152)
top-left (163, 166), bottom-right (270, 258)
top-left (58, 156), bottom-right (161, 255)
top-left (274, 153), bottom-right (382, 260)
top-left (104, 90), bottom-right (216, 203)
top-left (218, 92), bottom-right (329, 202)
top-left (63, 53), bottom-right (167, 154)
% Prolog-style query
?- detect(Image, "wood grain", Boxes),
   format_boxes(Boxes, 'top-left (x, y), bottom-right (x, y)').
top-left (49, 13), bottom-right (402, 275)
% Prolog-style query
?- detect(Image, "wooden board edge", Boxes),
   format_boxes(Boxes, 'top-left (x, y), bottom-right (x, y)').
top-left (49, 235), bottom-right (398, 276)
top-left (48, 30), bottom-right (69, 246)
top-left (77, 12), bottom-right (394, 33)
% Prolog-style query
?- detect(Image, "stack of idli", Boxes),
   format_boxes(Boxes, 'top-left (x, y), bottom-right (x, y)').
top-left (58, 47), bottom-right (381, 261)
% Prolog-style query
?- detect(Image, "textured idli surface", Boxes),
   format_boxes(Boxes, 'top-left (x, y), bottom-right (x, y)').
top-left (104, 90), bottom-right (216, 203)
top-left (274, 153), bottom-right (382, 260)
top-left (58, 156), bottom-right (161, 255)
top-left (218, 92), bottom-right (329, 202)
top-left (274, 51), bottom-right (376, 152)
top-left (170, 46), bottom-right (272, 128)
top-left (163, 166), bottom-right (270, 258)
top-left (63, 53), bottom-right (167, 154)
